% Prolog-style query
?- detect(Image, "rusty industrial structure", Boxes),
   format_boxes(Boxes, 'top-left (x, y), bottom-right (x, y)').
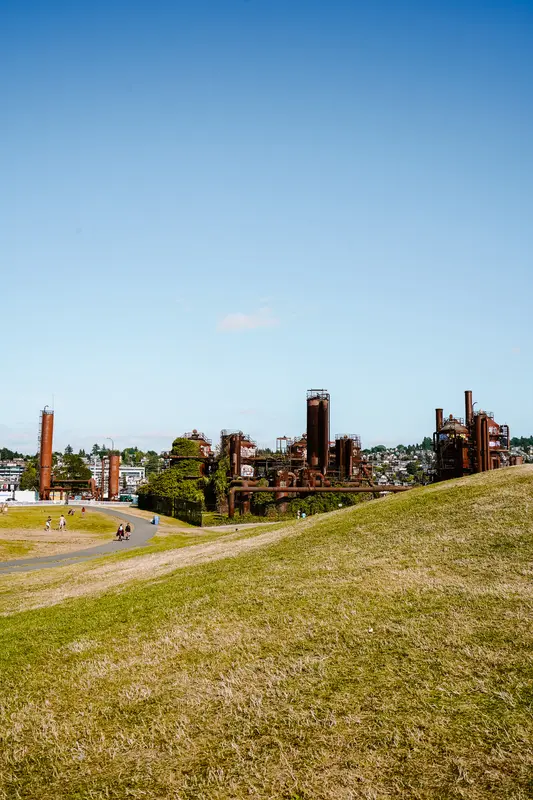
top-left (38, 407), bottom-right (54, 500)
top-left (433, 389), bottom-right (519, 481)
top-left (214, 388), bottom-right (408, 518)
top-left (37, 407), bottom-right (120, 501)
top-left (159, 388), bottom-right (400, 517)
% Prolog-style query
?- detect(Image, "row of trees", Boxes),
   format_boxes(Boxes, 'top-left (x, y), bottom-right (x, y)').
top-left (510, 436), bottom-right (533, 448)
top-left (362, 437), bottom-right (433, 455)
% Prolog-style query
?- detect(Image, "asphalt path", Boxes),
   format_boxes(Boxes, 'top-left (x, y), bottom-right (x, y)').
top-left (0, 507), bottom-right (157, 574)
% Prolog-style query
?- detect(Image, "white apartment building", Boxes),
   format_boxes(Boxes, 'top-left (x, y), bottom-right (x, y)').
top-left (88, 459), bottom-right (146, 497)
top-left (0, 460), bottom-right (26, 490)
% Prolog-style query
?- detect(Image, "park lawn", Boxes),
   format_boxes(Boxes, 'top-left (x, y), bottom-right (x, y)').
top-left (0, 507), bottom-right (117, 534)
top-left (1, 467), bottom-right (533, 799)
top-left (0, 508), bottom-right (117, 562)
top-left (0, 521), bottom-right (285, 615)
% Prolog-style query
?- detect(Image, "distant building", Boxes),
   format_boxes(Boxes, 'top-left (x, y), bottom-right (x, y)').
top-left (0, 460), bottom-right (25, 490)
top-left (88, 458), bottom-right (146, 497)
top-left (119, 465), bottom-right (146, 494)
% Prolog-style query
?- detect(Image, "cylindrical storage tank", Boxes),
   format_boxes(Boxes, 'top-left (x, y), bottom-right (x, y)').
top-left (344, 438), bottom-right (353, 479)
top-left (335, 439), bottom-right (345, 478)
top-left (475, 414), bottom-right (483, 473)
top-left (464, 391), bottom-right (474, 428)
top-left (306, 397), bottom-right (320, 469)
top-left (435, 408), bottom-right (444, 433)
top-left (318, 397), bottom-right (330, 474)
top-left (229, 434), bottom-right (241, 477)
top-left (108, 454), bottom-right (120, 500)
top-left (39, 409), bottom-right (54, 500)
top-left (481, 416), bottom-right (490, 472)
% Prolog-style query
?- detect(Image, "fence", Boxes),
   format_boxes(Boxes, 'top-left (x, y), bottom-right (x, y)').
top-left (137, 494), bottom-right (203, 527)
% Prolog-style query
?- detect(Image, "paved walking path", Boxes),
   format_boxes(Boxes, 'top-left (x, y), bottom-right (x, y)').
top-left (0, 508), bottom-right (157, 574)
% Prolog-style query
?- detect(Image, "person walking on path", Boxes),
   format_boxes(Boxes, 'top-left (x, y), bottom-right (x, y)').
top-left (125, 523), bottom-right (131, 540)
top-left (58, 514), bottom-right (66, 531)
top-left (116, 523), bottom-right (124, 541)
top-left (81, 506), bottom-right (86, 518)
top-left (44, 516), bottom-right (52, 531)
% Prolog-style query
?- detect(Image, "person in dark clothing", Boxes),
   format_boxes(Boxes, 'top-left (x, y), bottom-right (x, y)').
top-left (125, 523), bottom-right (131, 540)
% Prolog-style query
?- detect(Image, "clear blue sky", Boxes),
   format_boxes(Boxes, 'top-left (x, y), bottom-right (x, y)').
top-left (2, 0), bottom-right (532, 454)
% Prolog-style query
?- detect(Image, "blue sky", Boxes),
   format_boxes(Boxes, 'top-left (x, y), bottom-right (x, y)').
top-left (1, 0), bottom-right (532, 454)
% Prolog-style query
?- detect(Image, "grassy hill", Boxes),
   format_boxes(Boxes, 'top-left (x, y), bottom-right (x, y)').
top-left (1, 466), bottom-right (533, 799)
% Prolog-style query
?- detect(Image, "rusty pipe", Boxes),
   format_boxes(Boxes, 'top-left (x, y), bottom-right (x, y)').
top-left (481, 415), bottom-right (490, 471)
top-left (435, 408), bottom-right (443, 433)
top-left (228, 485), bottom-right (410, 518)
top-left (464, 390), bottom-right (473, 427)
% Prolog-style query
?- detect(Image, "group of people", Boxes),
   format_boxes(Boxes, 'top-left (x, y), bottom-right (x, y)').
top-left (116, 523), bottom-right (131, 541)
top-left (42, 507), bottom-right (132, 542)
top-left (45, 514), bottom-right (67, 531)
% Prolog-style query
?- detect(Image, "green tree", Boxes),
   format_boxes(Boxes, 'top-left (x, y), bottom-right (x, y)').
top-left (0, 447), bottom-right (25, 460)
top-left (91, 443), bottom-right (100, 456)
top-left (19, 461), bottom-right (39, 491)
top-left (64, 444), bottom-right (73, 455)
top-left (208, 455), bottom-right (229, 508)
top-left (171, 437), bottom-right (201, 457)
top-left (54, 454), bottom-right (92, 484)
top-left (145, 453), bottom-right (161, 476)
top-left (421, 436), bottom-right (433, 451)
top-left (138, 460), bottom-right (204, 506)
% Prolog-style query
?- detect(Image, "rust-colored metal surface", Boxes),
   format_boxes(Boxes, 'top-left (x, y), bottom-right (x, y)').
top-left (434, 390), bottom-right (511, 481)
top-left (108, 454), bottom-right (120, 500)
top-left (307, 389), bottom-right (330, 474)
top-left (318, 395), bottom-right (330, 474)
top-left (39, 409), bottom-right (54, 500)
top-left (229, 433), bottom-right (242, 478)
top-left (306, 395), bottom-right (320, 469)
top-left (335, 438), bottom-right (346, 478)
top-left (464, 391), bottom-right (473, 427)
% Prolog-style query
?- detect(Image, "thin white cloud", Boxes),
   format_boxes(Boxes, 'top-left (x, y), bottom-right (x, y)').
top-left (218, 307), bottom-right (279, 332)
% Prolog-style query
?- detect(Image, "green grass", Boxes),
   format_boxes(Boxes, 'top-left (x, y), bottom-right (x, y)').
top-left (1, 467), bottom-right (533, 799)
top-left (0, 508), bottom-right (118, 562)
top-left (0, 506), bottom-right (116, 534)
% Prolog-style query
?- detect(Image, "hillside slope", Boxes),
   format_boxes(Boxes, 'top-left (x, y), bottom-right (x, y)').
top-left (1, 466), bottom-right (533, 799)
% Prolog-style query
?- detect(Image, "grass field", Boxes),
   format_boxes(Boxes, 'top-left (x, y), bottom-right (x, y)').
top-left (0, 507), bottom-right (117, 561)
top-left (1, 466), bottom-right (533, 799)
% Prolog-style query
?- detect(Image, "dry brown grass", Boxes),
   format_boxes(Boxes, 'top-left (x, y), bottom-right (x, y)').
top-left (1, 466), bottom-right (533, 799)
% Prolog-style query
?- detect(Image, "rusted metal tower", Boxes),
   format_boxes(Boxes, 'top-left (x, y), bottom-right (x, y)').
top-left (38, 407), bottom-right (54, 500)
top-left (307, 390), bottom-right (330, 474)
top-left (108, 453), bottom-right (120, 500)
